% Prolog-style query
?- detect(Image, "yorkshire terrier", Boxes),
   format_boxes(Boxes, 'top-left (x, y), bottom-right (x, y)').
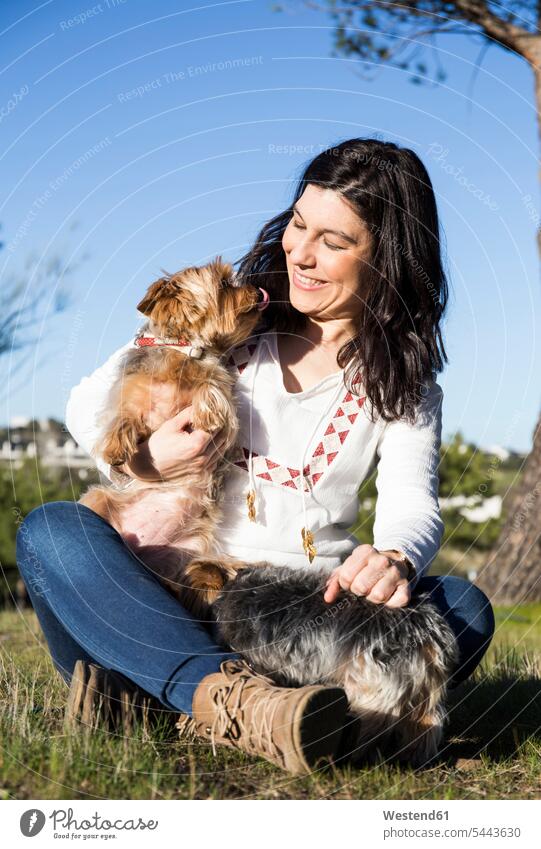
top-left (79, 256), bottom-right (269, 601)
top-left (192, 563), bottom-right (459, 768)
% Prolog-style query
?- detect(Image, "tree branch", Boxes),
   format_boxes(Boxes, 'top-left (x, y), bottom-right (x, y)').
top-left (307, 0), bottom-right (537, 58)
top-left (452, 0), bottom-right (535, 56)
top-left (465, 37), bottom-right (492, 119)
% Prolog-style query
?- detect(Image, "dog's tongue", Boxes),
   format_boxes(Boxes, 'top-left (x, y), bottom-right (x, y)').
top-left (257, 287), bottom-right (270, 311)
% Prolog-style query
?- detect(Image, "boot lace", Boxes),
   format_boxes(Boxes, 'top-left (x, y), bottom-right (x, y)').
top-left (207, 661), bottom-right (290, 767)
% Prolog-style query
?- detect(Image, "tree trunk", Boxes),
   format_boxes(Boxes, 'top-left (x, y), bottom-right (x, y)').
top-left (475, 52), bottom-right (541, 604)
top-left (475, 415), bottom-right (541, 603)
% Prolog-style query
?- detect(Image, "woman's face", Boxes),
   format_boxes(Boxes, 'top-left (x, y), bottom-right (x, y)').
top-left (281, 184), bottom-right (373, 325)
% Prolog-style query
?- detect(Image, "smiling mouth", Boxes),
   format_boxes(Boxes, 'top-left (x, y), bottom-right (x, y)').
top-left (293, 269), bottom-right (328, 289)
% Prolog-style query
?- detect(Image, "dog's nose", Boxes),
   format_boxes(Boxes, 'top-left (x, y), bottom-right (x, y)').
top-left (257, 288), bottom-right (270, 311)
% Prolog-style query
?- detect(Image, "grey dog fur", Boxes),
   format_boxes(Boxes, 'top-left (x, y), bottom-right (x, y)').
top-left (213, 564), bottom-right (459, 766)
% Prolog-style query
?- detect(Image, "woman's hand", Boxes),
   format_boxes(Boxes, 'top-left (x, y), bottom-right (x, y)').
top-left (323, 544), bottom-right (412, 608)
top-left (122, 406), bottom-right (227, 482)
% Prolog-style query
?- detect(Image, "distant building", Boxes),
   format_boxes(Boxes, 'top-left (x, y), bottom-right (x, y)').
top-left (439, 493), bottom-right (502, 522)
top-left (0, 417), bottom-right (95, 479)
top-left (459, 495), bottom-right (502, 523)
top-left (483, 444), bottom-right (510, 461)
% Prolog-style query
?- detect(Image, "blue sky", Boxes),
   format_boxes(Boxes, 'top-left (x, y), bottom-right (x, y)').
top-left (1, 0), bottom-right (540, 453)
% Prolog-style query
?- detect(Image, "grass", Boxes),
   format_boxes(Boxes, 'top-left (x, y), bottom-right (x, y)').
top-left (0, 604), bottom-right (540, 800)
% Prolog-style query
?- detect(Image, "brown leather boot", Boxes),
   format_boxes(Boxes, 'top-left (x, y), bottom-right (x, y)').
top-left (64, 660), bottom-right (176, 732)
top-left (190, 659), bottom-right (348, 774)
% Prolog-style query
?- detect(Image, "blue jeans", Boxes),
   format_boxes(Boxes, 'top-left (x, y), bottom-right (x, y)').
top-left (16, 501), bottom-right (495, 716)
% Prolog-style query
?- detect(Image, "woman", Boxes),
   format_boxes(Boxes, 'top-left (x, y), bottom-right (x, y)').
top-left (16, 138), bottom-right (495, 775)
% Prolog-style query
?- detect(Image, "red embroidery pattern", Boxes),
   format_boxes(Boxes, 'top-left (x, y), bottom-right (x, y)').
top-left (227, 339), bottom-right (366, 492)
top-left (226, 341), bottom-right (258, 373)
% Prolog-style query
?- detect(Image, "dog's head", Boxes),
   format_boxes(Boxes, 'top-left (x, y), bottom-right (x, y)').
top-left (136, 257), bottom-right (268, 352)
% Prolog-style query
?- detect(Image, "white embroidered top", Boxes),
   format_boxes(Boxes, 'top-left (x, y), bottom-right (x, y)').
top-left (65, 330), bottom-right (445, 589)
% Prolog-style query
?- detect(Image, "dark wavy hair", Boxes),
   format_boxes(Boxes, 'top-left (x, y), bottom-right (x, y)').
top-left (234, 137), bottom-right (449, 424)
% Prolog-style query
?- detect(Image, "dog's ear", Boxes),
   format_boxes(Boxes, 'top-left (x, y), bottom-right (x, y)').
top-left (137, 276), bottom-right (175, 316)
top-left (210, 255), bottom-right (235, 288)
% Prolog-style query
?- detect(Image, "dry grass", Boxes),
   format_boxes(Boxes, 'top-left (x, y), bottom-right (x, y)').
top-left (0, 604), bottom-right (540, 800)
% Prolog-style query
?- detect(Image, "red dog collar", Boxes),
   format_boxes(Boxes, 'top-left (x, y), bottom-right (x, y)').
top-left (135, 335), bottom-right (204, 358)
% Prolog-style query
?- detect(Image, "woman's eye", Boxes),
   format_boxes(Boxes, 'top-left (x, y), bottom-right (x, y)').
top-left (292, 220), bottom-right (343, 250)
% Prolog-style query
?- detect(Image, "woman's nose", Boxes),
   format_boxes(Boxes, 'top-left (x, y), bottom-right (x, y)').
top-left (289, 237), bottom-right (316, 267)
